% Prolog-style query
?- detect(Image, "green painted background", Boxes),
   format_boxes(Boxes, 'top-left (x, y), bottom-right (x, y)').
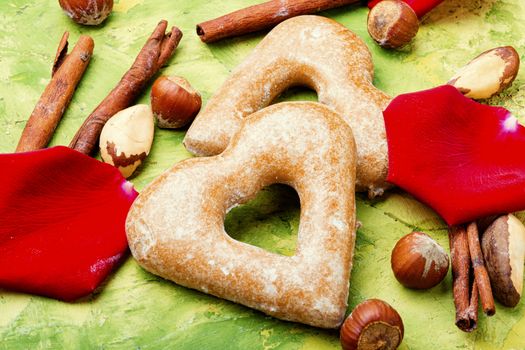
top-left (1, 0), bottom-right (525, 348)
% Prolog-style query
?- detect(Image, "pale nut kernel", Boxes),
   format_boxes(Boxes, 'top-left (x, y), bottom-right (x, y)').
top-left (99, 104), bottom-right (154, 178)
top-left (58, 0), bottom-right (113, 25)
top-left (391, 231), bottom-right (449, 289)
top-left (481, 214), bottom-right (525, 307)
top-left (340, 299), bottom-right (404, 350)
top-left (151, 76), bottom-right (202, 129)
top-left (448, 46), bottom-right (520, 99)
top-left (367, 0), bottom-right (419, 49)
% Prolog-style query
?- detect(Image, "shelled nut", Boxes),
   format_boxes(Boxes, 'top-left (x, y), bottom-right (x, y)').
top-left (151, 76), bottom-right (202, 129)
top-left (58, 0), bottom-right (113, 25)
top-left (99, 104), bottom-right (154, 178)
top-left (391, 231), bottom-right (449, 289)
top-left (481, 214), bottom-right (525, 307)
top-left (448, 46), bottom-right (520, 100)
top-left (340, 299), bottom-right (404, 350)
top-left (367, 0), bottom-right (419, 49)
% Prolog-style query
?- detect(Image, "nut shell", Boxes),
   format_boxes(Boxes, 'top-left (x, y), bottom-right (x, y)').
top-left (59, 0), bottom-right (113, 25)
top-left (367, 0), bottom-right (419, 49)
top-left (391, 231), bottom-right (449, 289)
top-left (340, 299), bottom-right (404, 350)
top-left (481, 214), bottom-right (525, 307)
top-left (151, 76), bottom-right (202, 129)
top-left (99, 104), bottom-right (154, 178)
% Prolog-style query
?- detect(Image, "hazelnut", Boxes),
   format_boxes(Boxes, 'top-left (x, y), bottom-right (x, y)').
top-left (391, 232), bottom-right (449, 289)
top-left (448, 46), bottom-right (520, 100)
top-left (151, 76), bottom-right (202, 129)
top-left (58, 0), bottom-right (113, 25)
top-left (99, 104), bottom-right (154, 178)
top-left (367, 0), bottom-right (419, 49)
top-left (340, 299), bottom-right (404, 350)
top-left (481, 214), bottom-right (525, 307)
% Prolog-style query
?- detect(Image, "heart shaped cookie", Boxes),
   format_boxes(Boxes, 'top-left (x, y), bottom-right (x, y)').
top-left (126, 102), bottom-right (357, 328)
top-left (184, 15), bottom-right (391, 196)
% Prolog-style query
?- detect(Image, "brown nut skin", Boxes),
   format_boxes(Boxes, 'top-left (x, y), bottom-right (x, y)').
top-left (340, 299), bottom-right (404, 350)
top-left (151, 76), bottom-right (202, 129)
top-left (367, 0), bottom-right (419, 49)
top-left (99, 104), bottom-right (154, 178)
top-left (391, 232), bottom-right (449, 289)
top-left (481, 214), bottom-right (525, 307)
top-left (448, 46), bottom-right (520, 100)
top-left (58, 0), bottom-right (113, 25)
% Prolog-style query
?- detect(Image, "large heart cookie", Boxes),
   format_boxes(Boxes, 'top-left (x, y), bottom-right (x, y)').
top-left (126, 102), bottom-right (357, 328)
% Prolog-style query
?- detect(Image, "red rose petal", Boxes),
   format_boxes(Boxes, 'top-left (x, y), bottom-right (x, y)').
top-left (0, 146), bottom-right (137, 301)
top-left (385, 85), bottom-right (525, 226)
top-left (368, 0), bottom-right (444, 18)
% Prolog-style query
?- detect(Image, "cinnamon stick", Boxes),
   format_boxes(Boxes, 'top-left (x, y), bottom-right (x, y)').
top-left (466, 275), bottom-right (479, 330)
top-left (196, 0), bottom-right (360, 43)
top-left (449, 225), bottom-right (478, 332)
top-left (15, 32), bottom-right (94, 153)
top-left (466, 222), bottom-right (496, 316)
top-left (69, 20), bottom-right (182, 155)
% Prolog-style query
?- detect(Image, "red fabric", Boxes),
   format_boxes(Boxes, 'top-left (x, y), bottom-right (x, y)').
top-left (385, 85), bottom-right (525, 226)
top-left (0, 146), bottom-right (138, 301)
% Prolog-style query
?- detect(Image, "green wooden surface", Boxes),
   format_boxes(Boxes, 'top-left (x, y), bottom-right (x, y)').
top-left (1, 0), bottom-right (525, 349)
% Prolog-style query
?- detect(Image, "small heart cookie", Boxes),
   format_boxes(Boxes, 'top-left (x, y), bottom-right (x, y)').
top-left (184, 15), bottom-right (391, 196)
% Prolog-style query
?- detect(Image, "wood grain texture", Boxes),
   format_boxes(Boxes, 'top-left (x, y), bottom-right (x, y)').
top-left (1, 0), bottom-right (525, 349)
